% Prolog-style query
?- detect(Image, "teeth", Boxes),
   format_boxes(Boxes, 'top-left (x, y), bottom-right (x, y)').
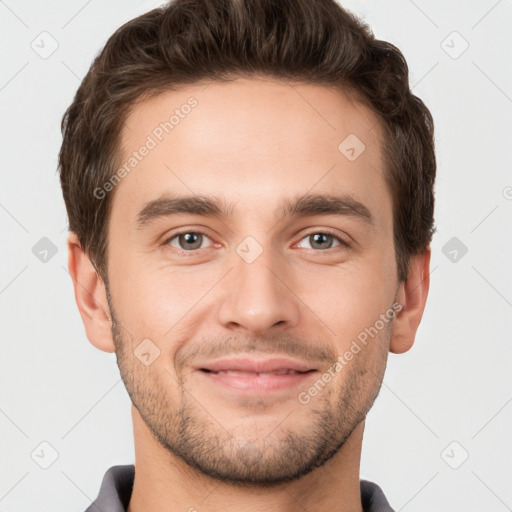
top-left (213, 370), bottom-right (303, 376)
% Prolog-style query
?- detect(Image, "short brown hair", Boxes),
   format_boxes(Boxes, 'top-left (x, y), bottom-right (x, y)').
top-left (58, 0), bottom-right (436, 283)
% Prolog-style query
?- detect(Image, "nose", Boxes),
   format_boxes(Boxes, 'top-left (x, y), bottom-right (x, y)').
top-left (216, 246), bottom-right (301, 336)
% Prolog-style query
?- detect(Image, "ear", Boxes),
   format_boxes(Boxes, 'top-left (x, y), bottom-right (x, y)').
top-left (66, 232), bottom-right (115, 353)
top-left (389, 248), bottom-right (431, 354)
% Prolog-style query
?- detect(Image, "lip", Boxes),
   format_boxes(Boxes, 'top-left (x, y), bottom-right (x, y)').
top-left (195, 356), bottom-right (316, 373)
top-left (198, 368), bottom-right (318, 393)
top-left (194, 357), bottom-right (318, 394)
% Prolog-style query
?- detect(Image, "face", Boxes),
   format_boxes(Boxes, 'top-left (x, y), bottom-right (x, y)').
top-left (105, 76), bottom-right (400, 485)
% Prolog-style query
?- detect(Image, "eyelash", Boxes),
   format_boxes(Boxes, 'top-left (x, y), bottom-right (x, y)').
top-left (162, 229), bottom-right (350, 257)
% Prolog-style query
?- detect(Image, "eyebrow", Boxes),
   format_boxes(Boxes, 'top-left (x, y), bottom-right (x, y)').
top-left (135, 193), bottom-right (374, 229)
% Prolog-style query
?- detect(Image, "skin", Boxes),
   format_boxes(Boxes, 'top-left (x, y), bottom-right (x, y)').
top-left (67, 75), bottom-right (430, 512)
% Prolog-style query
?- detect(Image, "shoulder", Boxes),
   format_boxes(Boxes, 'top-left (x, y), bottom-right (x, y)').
top-left (360, 479), bottom-right (395, 512)
top-left (84, 464), bottom-right (135, 512)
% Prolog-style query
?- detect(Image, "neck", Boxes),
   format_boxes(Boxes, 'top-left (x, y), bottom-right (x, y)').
top-left (127, 406), bottom-right (365, 512)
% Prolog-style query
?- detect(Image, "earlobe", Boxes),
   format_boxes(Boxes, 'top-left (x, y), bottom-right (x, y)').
top-left (389, 248), bottom-right (431, 354)
top-left (67, 232), bottom-right (116, 353)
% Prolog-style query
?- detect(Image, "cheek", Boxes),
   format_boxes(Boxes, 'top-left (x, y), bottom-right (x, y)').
top-left (133, 282), bottom-right (183, 338)
top-left (305, 257), bottom-right (396, 347)
top-left (112, 264), bottom-right (213, 353)
top-left (320, 284), bottom-right (389, 345)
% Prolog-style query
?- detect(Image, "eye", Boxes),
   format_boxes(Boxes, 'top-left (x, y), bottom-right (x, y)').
top-left (296, 231), bottom-right (349, 251)
top-left (165, 231), bottom-right (213, 252)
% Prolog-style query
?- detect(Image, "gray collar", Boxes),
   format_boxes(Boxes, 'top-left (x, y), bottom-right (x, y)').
top-left (85, 465), bottom-right (395, 512)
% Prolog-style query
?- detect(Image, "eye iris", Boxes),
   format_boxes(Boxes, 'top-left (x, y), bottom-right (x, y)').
top-left (179, 232), bottom-right (202, 250)
top-left (175, 233), bottom-right (337, 251)
top-left (310, 233), bottom-right (333, 250)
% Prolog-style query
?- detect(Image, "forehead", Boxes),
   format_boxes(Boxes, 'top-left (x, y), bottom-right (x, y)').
top-left (112, 76), bottom-right (389, 226)
top-left (121, 76), bottom-right (381, 158)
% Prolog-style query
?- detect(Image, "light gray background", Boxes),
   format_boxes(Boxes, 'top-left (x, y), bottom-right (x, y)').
top-left (1, 0), bottom-right (511, 510)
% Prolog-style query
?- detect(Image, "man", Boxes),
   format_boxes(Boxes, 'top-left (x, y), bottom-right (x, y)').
top-left (59, 0), bottom-right (435, 510)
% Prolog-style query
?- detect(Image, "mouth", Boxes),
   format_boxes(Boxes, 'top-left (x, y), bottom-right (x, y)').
top-left (197, 367), bottom-right (318, 393)
top-left (199, 368), bottom-right (314, 376)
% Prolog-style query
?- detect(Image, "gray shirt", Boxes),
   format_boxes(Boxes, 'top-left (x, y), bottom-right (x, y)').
top-left (85, 465), bottom-right (395, 512)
